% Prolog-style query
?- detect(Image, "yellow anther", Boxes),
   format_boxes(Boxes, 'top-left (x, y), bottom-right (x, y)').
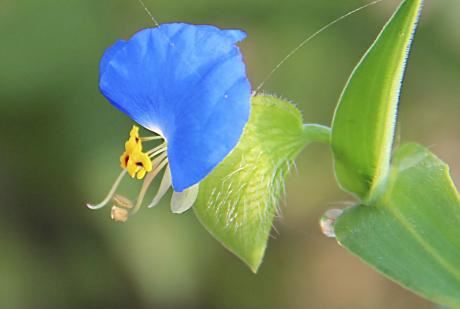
top-left (132, 150), bottom-right (153, 179)
top-left (120, 152), bottom-right (129, 169)
top-left (129, 125), bottom-right (139, 138)
top-left (125, 125), bottom-right (143, 153)
top-left (119, 125), bottom-right (153, 180)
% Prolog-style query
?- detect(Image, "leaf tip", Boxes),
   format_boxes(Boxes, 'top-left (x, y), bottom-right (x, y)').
top-left (243, 248), bottom-right (265, 274)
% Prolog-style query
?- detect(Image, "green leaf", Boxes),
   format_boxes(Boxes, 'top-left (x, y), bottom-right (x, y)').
top-left (335, 144), bottom-right (460, 307)
top-left (331, 0), bottom-right (423, 199)
top-left (194, 95), bottom-right (328, 272)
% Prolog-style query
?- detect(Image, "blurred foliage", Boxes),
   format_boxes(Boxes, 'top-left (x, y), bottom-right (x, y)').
top-left (0, 0), bottom-right (458, 308)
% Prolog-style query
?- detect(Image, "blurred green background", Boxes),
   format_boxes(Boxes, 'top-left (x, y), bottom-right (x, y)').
top-left (1, 0), bottom-right (458, 308)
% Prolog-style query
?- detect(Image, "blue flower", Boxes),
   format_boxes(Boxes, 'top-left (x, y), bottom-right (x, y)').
top-left (87, 23), bottom-right (251, 219)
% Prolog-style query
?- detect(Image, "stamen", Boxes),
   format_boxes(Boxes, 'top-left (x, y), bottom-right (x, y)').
top-left (87, 170), bottom-right (128, 210)
top-left (146, 143), bottom-right (167, 156)
top-left (113, 194), bottom-right (134, 209)
top-left (131, 154), bottom-right (169, 215)
top-left (141, 136), bottom-right (163, 142)
top-left (149, 147), bottom-right (167, 159)
top-left (148, 165), bottom-right (172, 208)
top-left (111, 206), bottom-right (129, 222)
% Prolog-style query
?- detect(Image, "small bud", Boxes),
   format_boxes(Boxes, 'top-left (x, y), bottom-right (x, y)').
top-left (320, 208), bottom-right (343, 238)
top-left (111, 206), bottom-right (129, 222)
top-left (113, 194), bottom-right (134, 209)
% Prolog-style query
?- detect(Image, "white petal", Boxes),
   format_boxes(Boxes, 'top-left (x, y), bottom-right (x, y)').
top-left (148, 166), bottom-right (172, 208)
top-left (170, 184), bottom-right (199, 214)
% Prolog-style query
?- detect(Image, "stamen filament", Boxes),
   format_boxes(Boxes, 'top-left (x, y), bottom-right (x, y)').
top-left (148, 165), bottom-right (172, 208)
top-left (149, 147), bottom-right (167, 158)
top-left (146, 143), bottom-right (167, 155)
top-left (86, 170), bottom-right (128, 210)
top-left (131, 155), bottom-right (169, 215)
top-left (141, 136), bottom-right (163, 142)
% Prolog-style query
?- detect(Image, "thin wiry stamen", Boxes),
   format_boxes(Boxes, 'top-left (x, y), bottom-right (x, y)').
top-left (87, 170), bottom-right (128, 210)
top-left (148, 165), bottom-right (172, 208)
top-left (141, 136), bottom-right (163, 142)
top-left (146, 143), bottom-right (167, 155)
top-left (149, 147), bottom-right (167, 158)
top-left (131, 155), bottom-right (169, 215)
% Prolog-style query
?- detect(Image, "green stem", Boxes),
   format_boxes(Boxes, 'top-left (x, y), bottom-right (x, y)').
top-left (302, 124), bottom-right (331, 145)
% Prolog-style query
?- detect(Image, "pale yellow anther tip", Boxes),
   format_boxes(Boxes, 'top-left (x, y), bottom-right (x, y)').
top-left (111, 206), bottom-right (129, 222)
top-left (113, 194), bottom-right (134, 209)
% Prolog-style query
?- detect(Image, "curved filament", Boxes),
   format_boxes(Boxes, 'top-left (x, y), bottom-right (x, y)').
top-left (86, 170), bottom-right (128, 210)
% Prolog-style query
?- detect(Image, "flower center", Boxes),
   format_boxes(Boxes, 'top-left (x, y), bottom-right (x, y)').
top-left (86, 125), bottom-right (171, 221)
top-left (120, 126), bottom-right (154, 180)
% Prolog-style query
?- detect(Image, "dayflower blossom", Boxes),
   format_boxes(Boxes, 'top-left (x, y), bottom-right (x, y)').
top-left (87, 23), bottom-right (251, 220)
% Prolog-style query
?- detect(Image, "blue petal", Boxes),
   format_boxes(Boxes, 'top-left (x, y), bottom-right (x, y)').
top-left (99, 23), bottom-right (251, 191)
top-left (100, 40), bottom-right (126, 76)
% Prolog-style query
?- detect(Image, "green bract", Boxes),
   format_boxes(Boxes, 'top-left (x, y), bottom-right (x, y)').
top-left (194, 95), bottom-right (329, 272)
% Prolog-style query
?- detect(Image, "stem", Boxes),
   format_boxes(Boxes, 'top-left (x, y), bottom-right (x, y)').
top-left (302, 124), bottom-right (331, 145)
